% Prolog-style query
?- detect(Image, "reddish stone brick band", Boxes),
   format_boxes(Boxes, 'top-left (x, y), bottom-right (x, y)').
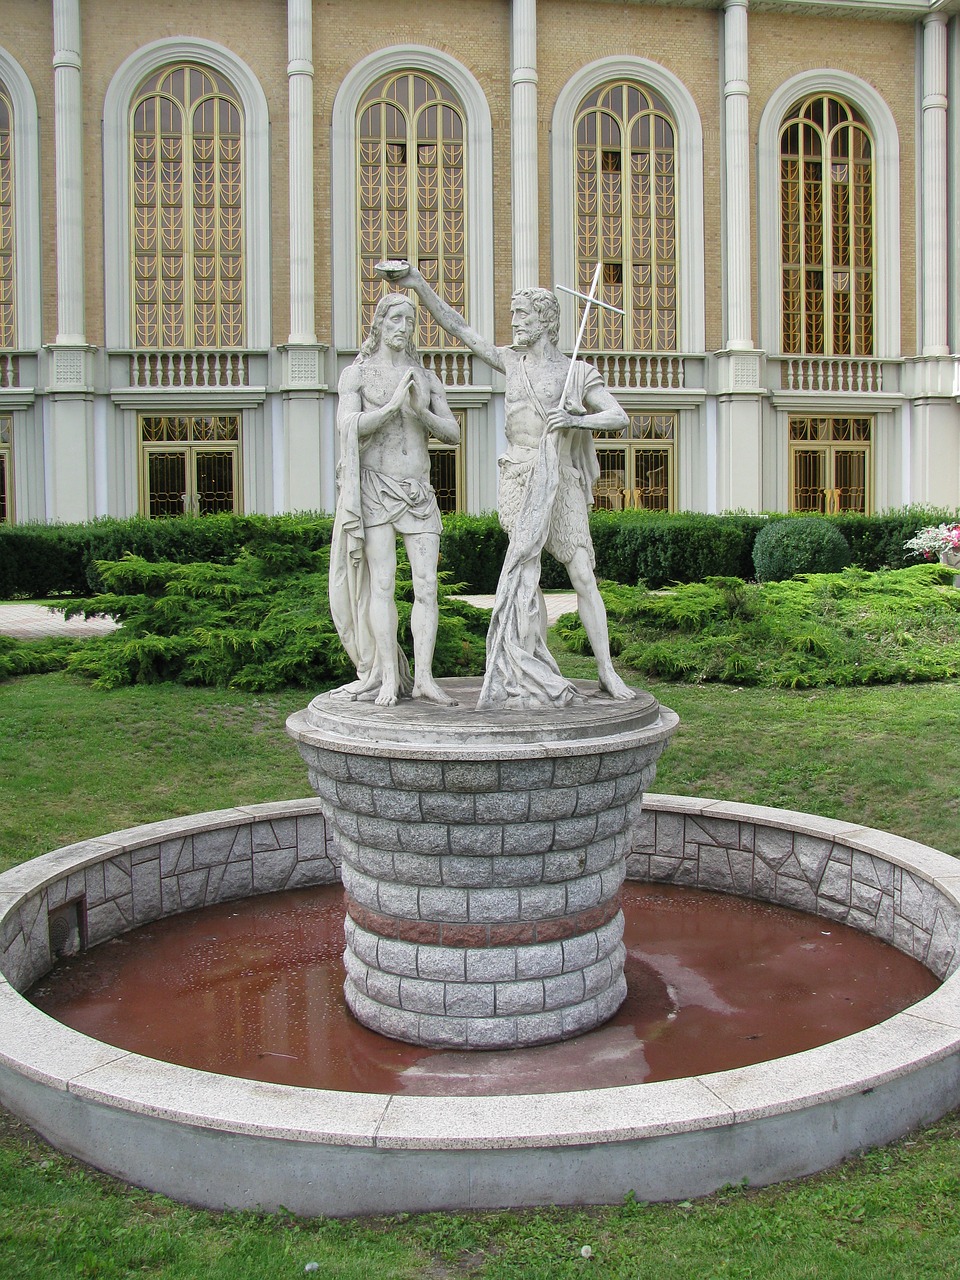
top-left (345, 892), bottom-right (621, 948)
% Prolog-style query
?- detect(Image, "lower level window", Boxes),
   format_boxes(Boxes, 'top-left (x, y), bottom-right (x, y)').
top-left (789, 417), bottom-right (871, 514)
top-left (140, 415), bottom-right (241, 517)
top-left (592, 412), bottom-right (676, 511)
top-left (428, 411), bottom-right (465, 514)
top-left (0, 414), bottom-right (11, 522)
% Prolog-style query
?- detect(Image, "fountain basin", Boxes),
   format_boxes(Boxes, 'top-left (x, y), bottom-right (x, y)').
top-left (287, 679), bottom-right (677, 1048)
top-left (1, 795), bottom-right (959, 1216)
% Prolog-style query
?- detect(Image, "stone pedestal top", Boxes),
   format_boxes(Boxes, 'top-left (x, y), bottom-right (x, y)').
top-left (287, 678), bottom-right (667, 758)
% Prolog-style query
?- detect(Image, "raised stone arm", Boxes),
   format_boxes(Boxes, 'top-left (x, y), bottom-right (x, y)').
top-left (375, 260), bottom-right (506, 376)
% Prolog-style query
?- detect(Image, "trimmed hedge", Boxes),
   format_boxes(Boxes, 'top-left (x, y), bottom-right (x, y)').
top-left (1, 506), bottom-right (957, 598)
top-left (0, 514), bottom-right (334, 599)
top-left (436, 513), bottom-right (508, 593)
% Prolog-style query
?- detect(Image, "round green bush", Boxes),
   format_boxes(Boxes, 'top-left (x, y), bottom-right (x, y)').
top-left (752, 517), bottom-right (852, 582)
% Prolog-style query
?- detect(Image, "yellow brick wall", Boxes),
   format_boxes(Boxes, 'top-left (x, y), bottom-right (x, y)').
top-left (0, 0), bottom-right (926, 358)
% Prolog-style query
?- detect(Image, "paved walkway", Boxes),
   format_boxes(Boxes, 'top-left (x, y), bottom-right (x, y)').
top-left (0, 593), bottom-right (580, 639)
top-left (454, 592), bottom-right (578, 625)
top-left (0, 603), bottom-right (120, 639)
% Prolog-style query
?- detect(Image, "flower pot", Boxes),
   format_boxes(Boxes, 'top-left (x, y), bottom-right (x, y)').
top-left (940, 548), bottom-right (960, 587)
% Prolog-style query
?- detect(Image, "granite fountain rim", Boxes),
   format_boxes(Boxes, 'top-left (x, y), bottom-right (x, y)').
top-left (1, 794), bottom-right (959, 1156)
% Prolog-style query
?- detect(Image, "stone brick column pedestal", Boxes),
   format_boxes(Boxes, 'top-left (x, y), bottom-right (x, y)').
top-left (287, 679), bottom-right (677, 1049)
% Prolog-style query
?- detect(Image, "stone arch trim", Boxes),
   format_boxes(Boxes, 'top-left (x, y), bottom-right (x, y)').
top-left (550, 56), bottom-right (705, 353)
top-left (102, 38), bottom-right (271, 350)
top-left (330, 45), bottom-right (494, 351)
top-left (0, 47), bottom-right (41, 349)
top-left (757, 70), bottom-right (901, 359)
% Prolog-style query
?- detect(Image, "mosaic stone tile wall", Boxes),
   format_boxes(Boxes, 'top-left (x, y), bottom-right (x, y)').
top-left (2, 796), bottom-right (957, 1004)
top-left (628, 804), bottom-right (960, 981)
top-left (0, 803), bottom-right (335, 993)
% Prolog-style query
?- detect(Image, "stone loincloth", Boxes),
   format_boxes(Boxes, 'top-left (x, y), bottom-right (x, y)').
top-left (360, 469), bottom-right (442, 537)
top-left (497, 455), bottom-right (595, 568)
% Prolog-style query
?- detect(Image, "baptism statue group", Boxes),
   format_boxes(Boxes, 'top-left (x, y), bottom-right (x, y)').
top-left (329, 260), bottom-right (637, 712)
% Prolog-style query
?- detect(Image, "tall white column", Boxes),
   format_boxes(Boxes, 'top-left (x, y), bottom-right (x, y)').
top-left (722, 0), bottom-right (752, 351)
top-left (45, 0), bottom-right (95, 522)
top-left (714, 0), bottom-right (764, 512)
top-left (53, 0), bottom-right (85, 344)
top-left (278, 0), bottom-right (326, 514)
top-left (921, 13), bottom-right (948, 356)
top-left (287, 0), bottom-right (316, 345)
top-left (907, 13), bottom-right (957, 511)
top-left (511, 0), bottom-right (539, 290)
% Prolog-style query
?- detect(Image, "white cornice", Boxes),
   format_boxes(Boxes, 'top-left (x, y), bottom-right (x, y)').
top-left (588, 0), bottom-right (956, 19)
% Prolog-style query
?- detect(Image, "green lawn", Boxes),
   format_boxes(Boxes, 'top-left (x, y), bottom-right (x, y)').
top-left (1, 664), bottom-right (959, 1277)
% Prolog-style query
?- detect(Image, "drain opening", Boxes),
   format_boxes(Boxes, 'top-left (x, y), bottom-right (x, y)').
top-left (48, 899), bottom-right (85, 959)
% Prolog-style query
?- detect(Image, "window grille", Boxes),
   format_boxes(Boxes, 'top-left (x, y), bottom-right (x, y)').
top-left (574, 82), bottom-right (678, 352)
top-left (357, 72), bottom-right (467, 348)
top-left (0, 81), bottom-right (15, 349)
top-left (0, 413), bottom-right (12, 522)
top-left (427, 410), bottom-right (465, 513)
top-left (131, 65), bottom-right (244, 349)
top-left (788, 416), bottom-right (871, 514)
top-left (592, 412), bottom-right (676, 510)
top-left (139, 414), bottom-right (240, 517)
top-left (780, 95), bottom-right (874, 356)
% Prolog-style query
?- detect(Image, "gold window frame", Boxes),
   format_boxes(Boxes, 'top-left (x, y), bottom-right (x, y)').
top-left (138, 414), bottom-right (242, 517)
top-left (574, 82), bottom-right (679, 353)
top-left (0, 80), bottom-right (15, 350)
top-left (0, 412), bottom-right (12, 522)
top-left (356, 71), bottom-right (467, 349)
top-left (787, 416), bottom-right (872, 514)
top-left (593, 412), bottom-right (677, 511)
top-left (780, 95), bottom-right (875, 357)
top-left (131, 64), bottom-right (244, 350)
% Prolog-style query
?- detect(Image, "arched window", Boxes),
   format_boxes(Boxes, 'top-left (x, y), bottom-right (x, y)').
top-left (0, 78), bottom-right (15, 349)
top-left (131, 63), bottom-right (244, 349)
top-left (552, 58), bottom-right (703, 355)
top-left (574, 81), bottom-right (678, 351)
top-left (779, 93), bottom-right (874, 356)
top-left (356, 71), bottom-right (466, 348)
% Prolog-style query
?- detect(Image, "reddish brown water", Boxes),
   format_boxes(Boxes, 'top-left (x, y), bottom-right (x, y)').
top-left (29, 883), bottom-right (938, 1096)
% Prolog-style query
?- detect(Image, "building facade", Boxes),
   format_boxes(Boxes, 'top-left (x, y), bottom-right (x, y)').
top-left (1, 0), bottom-right (959, 525)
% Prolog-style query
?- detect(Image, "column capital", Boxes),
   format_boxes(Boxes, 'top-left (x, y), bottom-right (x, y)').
top-left (723, 0), bottom-right (749, 11)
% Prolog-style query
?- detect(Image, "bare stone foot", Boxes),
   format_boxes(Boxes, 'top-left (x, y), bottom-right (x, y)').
top-left (331, 673), bottom-right (379, 700)
top-left (375, 684), bottom-right (399, 707)
top-left (598, 668), bottom-right (638, 700)
top-left (411, 676), bottom-right (458, 706)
